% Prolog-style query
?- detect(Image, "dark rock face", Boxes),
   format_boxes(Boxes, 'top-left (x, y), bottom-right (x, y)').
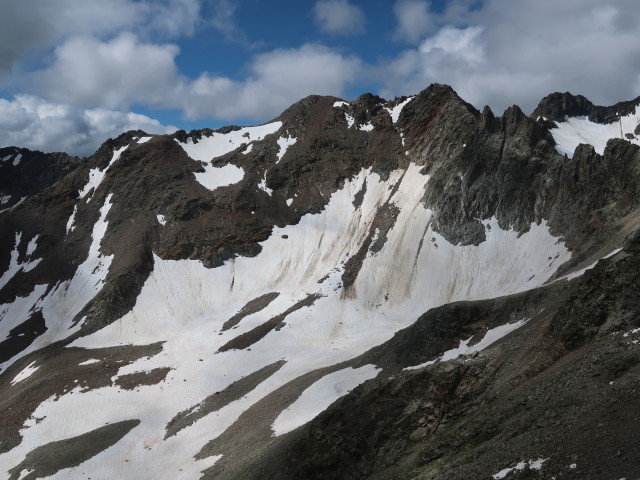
top-left (533, 91), bottom-right (640, 123)
top-left (2, 83), bottom-right (640, 480)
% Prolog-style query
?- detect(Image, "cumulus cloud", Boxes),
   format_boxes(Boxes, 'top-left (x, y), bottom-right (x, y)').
top-left (0, 0), bottom-right (201, 72)
top-left (0, 95), bottom-right (175, 156)
top-left (31, 35), bottom-right (361, 122)
top-left (180, 44), bottom-right (363, 120)
top-left (36, 33), bottom-right (181, 109)
top-left (313, 0), bottom-right (366, 36)
top-left (393, 0), bottom-right (434, 43)
top-left (382, 0), bottom-right (640, 114)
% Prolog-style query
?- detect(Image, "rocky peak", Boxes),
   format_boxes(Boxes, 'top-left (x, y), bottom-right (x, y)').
top-left (533, 91), bottom-right (640, 123)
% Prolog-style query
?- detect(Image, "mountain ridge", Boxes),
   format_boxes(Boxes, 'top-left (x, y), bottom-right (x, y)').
top-left (0, 83), bottom-right (639, 479)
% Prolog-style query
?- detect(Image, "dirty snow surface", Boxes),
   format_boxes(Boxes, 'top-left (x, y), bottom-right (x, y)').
top-left (550, 107), bottom-right (640, 157)
top-left (0, 161), bottom-right (573, 479)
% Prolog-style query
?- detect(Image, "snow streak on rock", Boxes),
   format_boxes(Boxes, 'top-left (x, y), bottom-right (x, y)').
top-left (404, 319), bottom-right (528, 371)
top-left (66, 205), bottom-right (77, 234)
top-left (78, 146), bottom-right (128, 201)
top-left (0, 194), bottom-right (115, 372)
top-left (385, 97), bottom-right (415, 124)
top-left (0, 233), bottom-right (42, 290)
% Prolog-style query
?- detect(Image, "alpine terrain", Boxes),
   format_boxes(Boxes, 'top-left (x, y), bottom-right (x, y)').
top-left (1, 84), bottom-right (640, 480)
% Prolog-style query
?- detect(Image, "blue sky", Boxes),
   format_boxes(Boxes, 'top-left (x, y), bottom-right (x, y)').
top-left (1, 0), bottom-right (639, 155)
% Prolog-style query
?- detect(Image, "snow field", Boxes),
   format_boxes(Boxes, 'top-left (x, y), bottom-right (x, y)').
top-left (550, 108), bottom-right (640, 158)
top-left (175, 121), bottom-right (283, 190)
top-left (1, 161), bottom-right (571, 478)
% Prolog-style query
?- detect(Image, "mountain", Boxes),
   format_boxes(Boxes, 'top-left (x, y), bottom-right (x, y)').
top-left (1, 84), bottom-right (639, 480)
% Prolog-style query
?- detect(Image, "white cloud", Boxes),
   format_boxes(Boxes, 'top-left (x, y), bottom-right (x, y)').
top-left (0, 0), bottom-right (201, 72)
top-left (180, 44), bottom-right (363, 120)
top-left (0, 95), bottom-right (175, 156)
top-left (23, 36), bottom-right (361, 125)
top-left (380, 0), bottom-right (640, 114)
top-left (393, 0), bottom-right (434, 43)
top-left (313, 0), bottom-right (366, 36)
top-left (36, 33), bottom-right (181, 109)
top-left (209, 0), bottom-right (250, 43)
top-left (419, 26), bottom-right (484, 64)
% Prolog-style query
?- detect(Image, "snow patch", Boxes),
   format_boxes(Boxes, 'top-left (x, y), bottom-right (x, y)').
top-left (385, 97), bottom-right (415, 123)
top-left (26, 235), bottom-right (39, 257)
top-left (137, 136), bottom-right (152, 144)
top-left (0, 196), bottom-right (27, 215)
top-left (13, 153), bottom-right (22, 166)
top-left (276, 135), bottom-right (297, 162)
top-left (493, 458), bottom-right (548, 479)
top-left (286, 198), bottom-right (293, 207)
top-left (0, 285), bottom-right (48, 342)
top-left (66, 205), bottom-right (77, 234)
top-left (79, 145), bottom-right (128, 201)
top-left (358, 122), bottom-right (374, 132)
top-left (258, 174), bottom-right (273, 196)
top-left (176, 122), bottom-right (282, 162)
top-left (79, 359), bottom-right (101, 366)
top-left (405, 319), bottom-right (528, 370)
top-left (553, 247), bottom-right (623, 282)
top-left (550, 108), bottom-right (640, 158)
top-left (344, 113), bottom-right (355, 128)
top-left (333, 101), bottom-right (349, 108)
top-left (0, 233), bottom-right (42, 290)
top-left (157, 214), bottom-right (167, 226)
top-left (194, 164), bottom-right (245, 191)
top-left (10, 361), bottom-right (39, 385)
top-left (271, 365), bottom-right (380, 436)
top-left (1, 195), bottom-right (10, 205)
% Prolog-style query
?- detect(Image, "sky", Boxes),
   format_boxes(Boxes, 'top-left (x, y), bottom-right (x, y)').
top-left (1, 0), bottom-right (640, 156)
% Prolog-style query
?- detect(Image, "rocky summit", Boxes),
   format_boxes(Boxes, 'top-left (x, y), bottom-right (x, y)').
top-left (1, 84), bottom-right (639, 480)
